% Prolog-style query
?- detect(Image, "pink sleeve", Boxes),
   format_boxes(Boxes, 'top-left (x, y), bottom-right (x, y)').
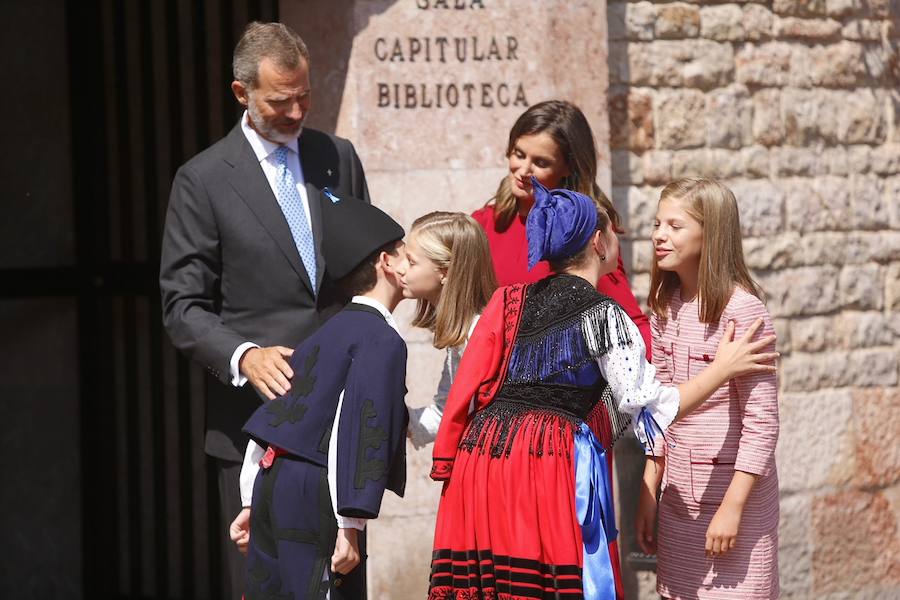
top-left (730, 295), bottom-right (779, 476)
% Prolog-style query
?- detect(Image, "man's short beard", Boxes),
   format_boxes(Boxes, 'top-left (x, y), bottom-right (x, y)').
top-left (247, 92), bottom-right (303, 145)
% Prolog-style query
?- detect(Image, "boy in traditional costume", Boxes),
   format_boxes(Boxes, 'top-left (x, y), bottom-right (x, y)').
top-left (232, 193), bottom-right (408, 600)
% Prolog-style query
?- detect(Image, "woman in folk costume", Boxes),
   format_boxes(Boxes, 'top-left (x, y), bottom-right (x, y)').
top-left (427, 180), bottom-right (778, 600)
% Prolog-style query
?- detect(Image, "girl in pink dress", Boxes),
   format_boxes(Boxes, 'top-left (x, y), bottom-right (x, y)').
top-left (635, 179), bottom-right (780, 599)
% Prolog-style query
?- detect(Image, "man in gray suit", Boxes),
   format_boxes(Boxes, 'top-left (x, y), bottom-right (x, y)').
top-left (159, 22), bottom-right (370, 599)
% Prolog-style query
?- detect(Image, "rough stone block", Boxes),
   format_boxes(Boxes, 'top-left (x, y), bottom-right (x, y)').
top-left (656, 3), bottom-right (701, 38)
top-left (784, 176), bottom-right (852, 232)
top-left (842, 18), bottom-right (887, 40)
top-left (706, 148), bottom-right (743, 179)
top-left (788, 315), bottom-right (832, 352)
top-left (887, 263), bottom-right (900, 311)
top-left (825, 0), bottom-right (862, 17)
top-left (671, 148), bottom-right (713, 178)
top-left (844, 230), bottom-right (900, 263)
top-left (731, 178), bottom-right (785, 235)
top-left (839, 89), bottom-right (887, 144)
top-left (625, 40), bottom-right (735, 89)
top-left (863, 44), bottom-right (900, 85)
top-left (612, 150), bottom-right (645, 185)
top-left (847, 144), bottom-right (873, 174)
top-left (853, 391), bottom-right (900, 483)
top-left (706, 84), bottom-right (753, 148)
top-left (790, 310), bottom-right (899, 351)
top-left (736, 42), bottom-right (792, 86)
top-left (741, 145), bottom-right (771, 177)
top-left (889, 175), bottom-right (900, 228)
top-left (812, 490), bottom-right (900, 595)
top-left (752, 88), bottom-right (785, 146)
top-left (779, 493), bottom-right (813, 598)
top-left (774, 16), bottom-right (842, 39)
top-left (772, 147), bottom-right (826, 176)
top-left (368, 513), bottom-right (436, 598)
top-left (774, 0), bottom-right (828, 16)
top-left (641, 149), bottom-right (673, 185)
top-left (756, 265), bottom-right (841, 316)
top-left (743, 232), bottom-right (801, 270)
top-left (781, 348), bottom-right (897, 390)
top-left (700, 5), bottom-right (745, 41)
top-left (872, 144), bottom-right (900, 175)
top-left (656, 89), bottom-right (707, 149)
top-left (609, 87), bottom-right (655, 151)
top-left (790, 41), bottom-right (867, 87)
top-left (743, 4), bottom-right (776, 40)
top-left (611, 1), bottom-right (656, 41)
top-left (850, 173), bottom-right (889, 229)
top-left (823, 146), bottom-right (848, 175)
top-left (839, 263), bottom-right (884, 309)
top-left (615, 185), bottom-right (658, 238)
top-left (777, 390), bottom-right (854, 493)
top-left (782, 89), bottom-right (840, 145)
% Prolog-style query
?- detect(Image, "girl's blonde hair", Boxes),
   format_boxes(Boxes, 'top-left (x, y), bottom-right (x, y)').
top-left (488, 100), bottom-right (622, 234)
top-left (649, 178), bottom-right (763, 323)
top-left (410, 212), bottom-right (498, 349)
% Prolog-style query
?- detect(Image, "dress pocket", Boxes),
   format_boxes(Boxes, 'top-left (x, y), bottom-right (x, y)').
top-left (686, 344), bottom-right (716, 378)
top-left (655, 342), bottom-right (675, 383)
top-left (690, 448), bottom-right (736, 505)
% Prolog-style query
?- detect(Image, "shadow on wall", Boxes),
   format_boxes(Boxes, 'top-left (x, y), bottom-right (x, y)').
top-left (282, 0), bottom-right (396, 133)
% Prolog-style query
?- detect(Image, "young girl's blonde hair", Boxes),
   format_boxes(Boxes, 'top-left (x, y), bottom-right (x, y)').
top-left (409, 212), bottom-right (498, 349)
top-left (649, 178), bottom-right (763, 323)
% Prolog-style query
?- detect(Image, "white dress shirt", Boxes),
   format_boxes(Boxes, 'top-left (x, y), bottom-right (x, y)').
top-left (229, 112), bottom-right (314, 387)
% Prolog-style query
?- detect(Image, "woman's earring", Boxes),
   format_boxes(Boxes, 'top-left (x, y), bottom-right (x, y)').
top-left (600, 254), bottom-right (607, 262)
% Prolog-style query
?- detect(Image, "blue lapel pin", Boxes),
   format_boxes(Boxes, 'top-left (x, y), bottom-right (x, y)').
top-left (323, 187), bottom-right (340, 203)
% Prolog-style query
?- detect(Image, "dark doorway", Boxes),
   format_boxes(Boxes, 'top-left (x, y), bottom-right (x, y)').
top-left (1, 1), bottom-right (277, 598)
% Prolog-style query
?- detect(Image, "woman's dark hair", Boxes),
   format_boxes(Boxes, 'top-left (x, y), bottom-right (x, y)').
top-left (489, 100), bottom-right (621, 233)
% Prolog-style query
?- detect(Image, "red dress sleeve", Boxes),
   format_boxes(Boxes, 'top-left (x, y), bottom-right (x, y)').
top-left (597, 254), bottom-right (652, 360)
top-left (431, 287), bottom-right (506, 478)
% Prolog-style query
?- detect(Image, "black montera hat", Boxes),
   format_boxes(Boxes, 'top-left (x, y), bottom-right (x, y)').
top-left (319, 188), bottom-right (405, 279)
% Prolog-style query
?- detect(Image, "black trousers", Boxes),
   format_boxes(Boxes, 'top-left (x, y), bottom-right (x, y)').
top-left (216, 458), bottom-right (245, 600)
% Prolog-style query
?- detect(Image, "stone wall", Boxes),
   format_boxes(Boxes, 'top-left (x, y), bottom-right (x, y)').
top-left (608, 0), bottom-right (900, 597)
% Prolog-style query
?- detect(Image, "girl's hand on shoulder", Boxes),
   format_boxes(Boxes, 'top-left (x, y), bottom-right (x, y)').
top-left (713, 319), bottom-right (778, 380)
top-left (705, 501), bottom-right (743, 557)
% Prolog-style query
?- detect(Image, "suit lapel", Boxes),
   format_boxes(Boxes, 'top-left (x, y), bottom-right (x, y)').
top-left (223, 124), bottom-right (315, 295)
top-left (306, 183), bottom-right (326, 291)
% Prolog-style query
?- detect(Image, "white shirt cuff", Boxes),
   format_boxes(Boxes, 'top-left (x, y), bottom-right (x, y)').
top-left (239, 440), bottom-right (265, 507)
top-left (408, 404), bottom-right (443, 449)
top-left (230, 342), bottom-right (259, 387)
top-left (336, 515), bottom-right (367, 530)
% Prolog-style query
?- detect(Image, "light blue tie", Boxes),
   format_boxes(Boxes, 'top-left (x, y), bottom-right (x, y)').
top-left (273, 146), bottom-right (317, 289)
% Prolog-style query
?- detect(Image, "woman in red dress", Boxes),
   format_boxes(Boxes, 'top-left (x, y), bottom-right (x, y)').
top-left (471, 100), bottom-right (650, 356)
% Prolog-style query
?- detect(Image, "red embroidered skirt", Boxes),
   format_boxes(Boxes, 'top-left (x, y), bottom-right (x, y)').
top-left (428, 406), bottom-right (624, 600)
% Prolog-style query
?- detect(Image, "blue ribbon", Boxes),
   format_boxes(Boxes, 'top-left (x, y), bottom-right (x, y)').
top-left (636, 407), bottom-right (669, 454)
top-left (573, 422), bottom-right (618, 599)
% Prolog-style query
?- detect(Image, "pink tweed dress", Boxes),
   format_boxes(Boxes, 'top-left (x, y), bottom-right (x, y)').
top-left (650, 287), bottom-right (779, 599)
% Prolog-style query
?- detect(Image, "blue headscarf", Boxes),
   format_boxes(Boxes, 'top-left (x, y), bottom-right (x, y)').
top-left (526, 178), bottom-right (598, 269)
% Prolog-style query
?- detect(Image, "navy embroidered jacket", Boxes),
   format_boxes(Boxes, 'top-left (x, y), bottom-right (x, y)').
top-left (243, 303), bottom-right (408, 519)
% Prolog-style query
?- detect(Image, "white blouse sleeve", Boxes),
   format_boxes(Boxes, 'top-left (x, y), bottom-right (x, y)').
top-left (590, 305), bottom-right (680, 446)
top-left (239, 440), bottom-right (266, 508)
